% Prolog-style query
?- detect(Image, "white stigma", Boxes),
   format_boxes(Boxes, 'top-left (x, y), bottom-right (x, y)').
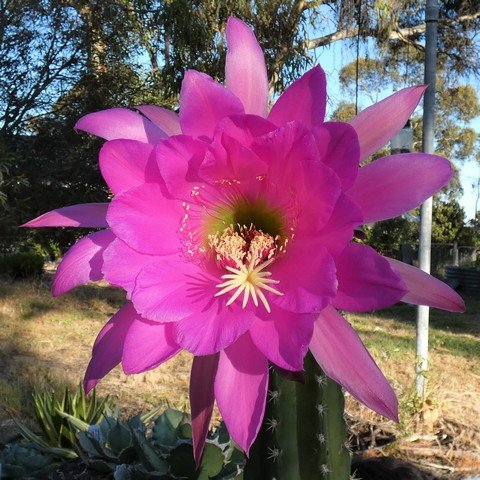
top-left (214, 255), bottom-right (283, 313)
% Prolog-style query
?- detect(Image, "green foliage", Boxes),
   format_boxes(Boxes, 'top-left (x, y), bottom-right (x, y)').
top-left (14, 385), bottom-right (111, 458)
top-left (329, 101), bottom-right (357, 122)
top-left (0, 252), bottom-right (44, 279)
top-left (73, 408), bottom-right (245, 479)
top-left (6, 402), bottom-right (244, 478)
top-left (0, 443), bottom-right (60, 479)
top-left (431, 198), bottom-right (465, 243)
top-left (460, 218), bottom-right (480, 247)
top-left (364, 217), bottom-right (418, 258)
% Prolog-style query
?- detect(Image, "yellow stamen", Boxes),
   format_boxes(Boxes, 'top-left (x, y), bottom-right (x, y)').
top-left (214, 257), bottom-right (283, 313)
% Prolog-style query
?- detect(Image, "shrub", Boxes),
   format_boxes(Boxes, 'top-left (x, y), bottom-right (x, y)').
top-left (0, 252), bottom-right (44, 278)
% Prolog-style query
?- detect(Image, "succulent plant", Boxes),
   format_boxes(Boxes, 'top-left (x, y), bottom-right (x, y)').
top-left (0, 443), bottom-right (60, 479)
top-left (76, 408), bottom-right (245, 479)
top-left (14, 384), bottom-right (111, 458)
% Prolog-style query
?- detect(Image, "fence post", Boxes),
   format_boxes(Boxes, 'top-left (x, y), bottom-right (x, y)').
top-left (453, 242), bottom-right (459, 266)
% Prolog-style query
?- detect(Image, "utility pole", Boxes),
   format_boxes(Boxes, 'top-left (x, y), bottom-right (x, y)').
top-left (416, 0), bottom-right (439, 397)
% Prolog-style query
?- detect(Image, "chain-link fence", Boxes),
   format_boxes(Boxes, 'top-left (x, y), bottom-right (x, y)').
top-left (400, 243), bottom-right (479, 276)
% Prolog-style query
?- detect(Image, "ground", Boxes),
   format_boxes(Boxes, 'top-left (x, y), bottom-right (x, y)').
top-left (0, 273), bottom-right (479, 478)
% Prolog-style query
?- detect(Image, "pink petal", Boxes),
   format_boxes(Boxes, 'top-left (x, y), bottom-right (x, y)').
top-left (350, 85), bottom-right (426, 160)
top-left (316, 194), bottom-right (363, 257)
top-left (156, 135), bottom-right (207, 199)
top-left (107, 183), bottom-right (183, 255)
top-left (214, 333), bottom-right (268, 453)
top-left (179, 70), bottom-right (244, 139)
top-left (84, 302), bottom-right (136, 393)
top-left (99, 140), bottom-right (160, 195)
top-left (131, 256), bottom-right (253, 354)
top-left (252, 122), bottom-right (341, 233)
top-left (310, 305), bottom-right (398, 421)
top-left (22, 203), bottom-right (109, 228)
top-left (53, 230), bottom-right (114, 296)
top-left (249, 305), bottom-right (314, 371)
top-left (386, 257), bottom-right (465, 312)
top-left (131, 255), bottom-right (213, 323)
top-left (190, 354), bottom-right (219, 466)
top-left (199, 133), bottom-right (267, 188)
top-left (75, 108), bottom-right (167, 143)
top-left (214, 115), bottom-right (276, 147)
top-left (136, 105), bottom-right (181, 136)
top-left (173, 304), bottom-right (253, 355)
top-left (347, 153), bottom-right (453, 223)
top-left (225, 18), bottom-right (268, 117)
top-left (313, 122), bottom-right (360, 190)
top-left (332, 243), bottom-right (407, 312)
top-left (268, 66), bottom-right (327, 128)
top-left (121, 317), bottom-right (180, 374)
top-left (102, 238), bottom-right (157, 298)
top-left (271, 240), bottom-right (337, 314)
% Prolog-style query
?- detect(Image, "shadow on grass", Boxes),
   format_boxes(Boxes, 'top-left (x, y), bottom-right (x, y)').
top-left (0, 275), bottom-right (122, 435)
top-left (371, 293), bottom-right (480, 337)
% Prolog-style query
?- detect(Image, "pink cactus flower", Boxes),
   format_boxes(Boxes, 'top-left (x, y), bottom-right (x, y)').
top-left (24, 17), bottom-right (464, 460)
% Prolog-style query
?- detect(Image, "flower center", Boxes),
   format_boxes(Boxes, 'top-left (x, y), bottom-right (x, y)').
top-left (209, 225), bottom-right (283, 313)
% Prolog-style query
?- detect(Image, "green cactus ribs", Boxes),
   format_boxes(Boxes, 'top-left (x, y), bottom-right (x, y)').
top-left (245, 352), bottom-right (351, 480)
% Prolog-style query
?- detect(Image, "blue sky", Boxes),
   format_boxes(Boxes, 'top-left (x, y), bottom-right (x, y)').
top-left (315, 39), bottom-right (480, 220)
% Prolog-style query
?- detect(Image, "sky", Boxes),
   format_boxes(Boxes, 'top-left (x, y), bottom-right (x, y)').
top-left (315, 38), bottom-right (480, 221)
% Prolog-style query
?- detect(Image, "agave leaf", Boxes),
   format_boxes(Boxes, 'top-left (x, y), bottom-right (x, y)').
top-left (99, 415), bottom-right (118, 441)
top-left (57, 410), bottom-right (91, 431)
top-left (79, 384), bottom-right (87, 419)
top-left (197, 444), bottom-right (224, 480)
top-left (177, 422), bottom-right (192, 440)
top-left (140, 405), bottom-right (163, 425)
top-left (118, 445), bottom-right (137, 464)
top-left (108, 422), bottom-right (133, 454)
top-left (33, 391), bottom-right (59, 446)
top-left (13, 418), bottom-right (50, 449)
top-left (168, 443), bottom-right (196, 477)
top-left (127, 414), bottom-right (145, 431)
top-left (152, 409), bottom-right (183, 447)
top-left (78, 431), bottom-right (114, 459)
top-left (42, 446), bottom-right (77, 459)
top-left (131, 429), bottom-right (168, 473)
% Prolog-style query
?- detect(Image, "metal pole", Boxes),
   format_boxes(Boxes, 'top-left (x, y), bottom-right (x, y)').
top-left (453, 242), bottom-right (459, 266)
top-left (416, 0), bottom-right (439, 397)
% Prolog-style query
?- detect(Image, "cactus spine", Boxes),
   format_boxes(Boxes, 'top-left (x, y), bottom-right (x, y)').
top-left (245, 352), bottom-right (350, 480)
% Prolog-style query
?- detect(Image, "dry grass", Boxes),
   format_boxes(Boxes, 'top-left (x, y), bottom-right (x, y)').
top-left (0, 274), bottom-right (479, 475)
top-left (0, 275), bottom-right (192, 428)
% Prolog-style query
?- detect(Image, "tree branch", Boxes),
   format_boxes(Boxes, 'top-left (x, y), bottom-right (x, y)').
top-left (306, 11), bottom-right (480, 50)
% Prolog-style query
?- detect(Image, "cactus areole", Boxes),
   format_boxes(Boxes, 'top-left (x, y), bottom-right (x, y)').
top-left (24, 15), bottom-right (464, 472)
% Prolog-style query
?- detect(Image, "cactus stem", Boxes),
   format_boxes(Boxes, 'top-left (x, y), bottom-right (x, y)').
top-left (267, 390), bottom-right (280, 403)
top-left (267, 447), bottom-right (281, 461)
top-left (245, 352), bottom-right (350, 479)
top-left (266, 418), bottom-right (278, 431)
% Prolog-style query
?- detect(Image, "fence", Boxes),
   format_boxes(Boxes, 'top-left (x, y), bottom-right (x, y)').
top-left (400, 243), bottom-right (479, 276)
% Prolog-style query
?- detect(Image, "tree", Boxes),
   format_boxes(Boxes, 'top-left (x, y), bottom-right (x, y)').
top-left (0, 0), bottom-right (83, 137)
top-left (305, 0), bottom-right (479, 79)
top-left (3, 1), bottom-right (480, 254)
